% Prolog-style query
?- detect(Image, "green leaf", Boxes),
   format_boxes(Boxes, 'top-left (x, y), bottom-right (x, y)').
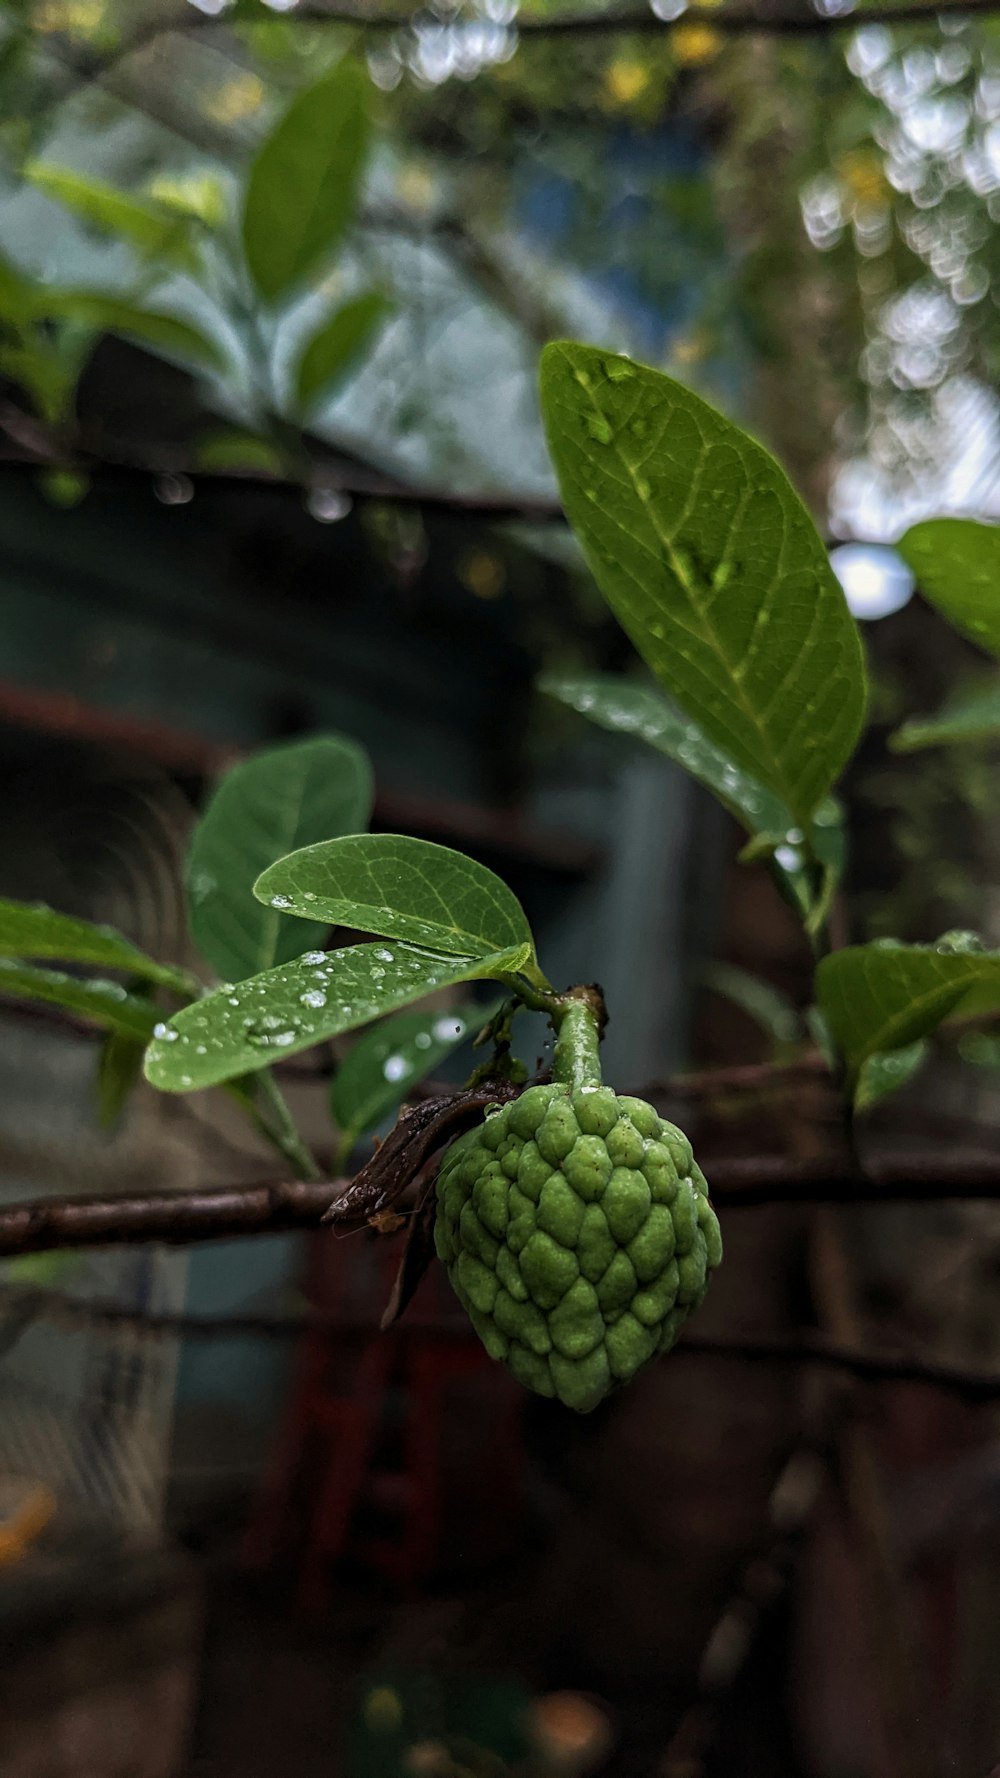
top-left (854, 1041), bottom-right (928, 1112)
top-left (0, 247), bottom-right (34, 321)
top-left (96, 1030), bottom-right (147, 1129)
top-left (0, 897), bottom-right (195, 993)
top-left (542, 669), bottom-right (842, 925)
top-left (541, 669), bottom-right (791, 835)
top-left (36, 292), bottom-right (224, 369)
top-left (704, 961), bottom-right (801, 1045)
top-left (816, 934), bottom-right (1000, 1080)
top-left (890, 679), bottom-right (1000, 753)
top-left (0, 958), bottom-right (161, 1039)
top-left (143, 940), bottom-right (531, 1092)
top-left (242, 58), bottom-right (370, 303)
top-left (330, 995), bottom-right (503, 1142)
top-left (195, 429), bottom-right (286, 475)
top-left (898, 519), bottom-right (1000, 658)
top-left (186, 734), bottom-right (374, 984)
top-left (539, 341), bottom-right (866, 824)
top-left (254, 834), bottom-right (537, 965)
top-left (146, 172), bottom-right (226, 230)
top-left (294, 290), bottom-right (390, 411)
top-left (25, 163), bottom-right (197, 268)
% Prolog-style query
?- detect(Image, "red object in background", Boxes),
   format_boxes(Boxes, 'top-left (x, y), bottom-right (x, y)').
top-left (244, 1232), bottom-right (523, 1611)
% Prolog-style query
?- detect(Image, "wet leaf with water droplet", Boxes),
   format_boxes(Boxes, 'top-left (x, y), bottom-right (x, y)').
top-left (817, 937), bottom-right (1000, 1082)
top-left (254, 833), bottom-right (538, 968)
top-left (144, 946), bottom-right (527, 1092)
top-left (330, 994), bottom-right (505, 1143)
top-left (540, 341), bottom-right (866, 824)
top-left (540, 670), bottom-right (791, 837)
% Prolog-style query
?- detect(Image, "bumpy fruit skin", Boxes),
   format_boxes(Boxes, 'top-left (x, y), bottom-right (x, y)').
top-left (434, 1082), bottom-right (722, 1412)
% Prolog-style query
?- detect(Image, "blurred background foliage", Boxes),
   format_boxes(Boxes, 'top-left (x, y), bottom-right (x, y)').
top-left (1, 0), bottom-right (1000, 530)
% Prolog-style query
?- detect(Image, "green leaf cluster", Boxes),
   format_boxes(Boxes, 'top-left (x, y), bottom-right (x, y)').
top-left (2, 58), bottom-right (390, 465)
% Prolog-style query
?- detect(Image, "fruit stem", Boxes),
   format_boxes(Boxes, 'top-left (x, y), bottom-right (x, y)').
top-left (551, 990), bottom-right (605, 1093)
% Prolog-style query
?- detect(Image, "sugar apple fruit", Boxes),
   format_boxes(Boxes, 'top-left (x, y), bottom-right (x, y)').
top-left (434, 1064), bottom-right (722, 1413)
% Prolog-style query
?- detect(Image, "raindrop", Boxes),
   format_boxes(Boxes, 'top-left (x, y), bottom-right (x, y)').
top-left (373, 947), bottom-right (395, 962)
top-left (300, 988), bottom-right (327, 1010)
top-left (153, 1022), bottom-right (179, 1042)
top-left (301, 952), bottom-right (326, 965)
top-left (270, 894), bottom-right (293, 910)
top-left (370, 966), bottom-right (385, 981)
top-left (775, 845), bottom-right (803, 871)
top-left (432, 1016), bottom-right (464, 1041)
top-left (228, 996), bottom-right (240, 1007)
top-left (307, 486), bottom-right (353, 524)
top-left (154, 473), bottom-right (194, 506)
top-left (603, 356), bottom-right (636, 382)
top-left (245, 1023), bottom-right (299, 1049)
top-left (415, 1032), bottom-right (432, 1049)
top-left (383, 1055), bottom-right (409, 1082)
top-left (195, 1044), bottom-right (207, 1055)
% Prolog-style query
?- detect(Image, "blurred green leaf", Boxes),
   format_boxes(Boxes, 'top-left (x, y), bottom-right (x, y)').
top-left (331, 995), bottom-right (503, 1142)
top-left (242, 57), bottom-right (370, 303)
top-left (0, 246), bottom-right (34, 320)
top-left (25, 163), bottom-right (197, 267)
top-left (195, 429), bottom-right (286, 475)
top-left (255, 834), bottom-right (538, 966)
top-left (541, 670), bottom-right (791, 835)
top-left (854, 1041), bottom-right (928, 1112)
top-left (36, 292), bottom-right (224, 369)
top-left (0, 958), bottom-right (160, 1039)
top-left (899, 518), bottom-right (1000, 659)
top-left (294, 290), bottom-right (390, 410)
top-left (144, 941), bottom-right (531, 1092)
top-left (817, 933), bottom-right (1000, 1080)
top-left (96, 1029), bottom-right (147, 1129)
top-left (890, 678), bottom-right (1000, 753)
top-left (187, 734), bottom-right (374, 984)
top-left (539, 341), bottom-right (866, 824)
top-left (146, 172), bottom-right (226, 230)
top-left (704, 961), bottom-right (801, 1044)
top-left (0, 897), bottom-right (195, 993)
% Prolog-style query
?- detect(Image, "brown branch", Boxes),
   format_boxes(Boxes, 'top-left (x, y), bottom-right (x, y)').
top-left (3, 1149), bottom-right (1000, 1258)
top-left (47, 0), bottom-right (1000, 61)
top-left (647, 1053), bottom-right (830, 1100)
top-left (7, 1284), bottom-right (1000, 1405)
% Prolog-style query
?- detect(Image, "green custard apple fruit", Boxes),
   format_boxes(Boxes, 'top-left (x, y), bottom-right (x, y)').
top-left (434, 996), bottom-right (722, 1412)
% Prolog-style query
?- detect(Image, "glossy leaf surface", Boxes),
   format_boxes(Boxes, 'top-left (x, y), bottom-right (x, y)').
top-left (539, 341), bottom-right (866, 823)
top-left (255, 834), bottom-right (536, 964)
top-left (817, 935), bottom-right (1000, 1079)
top-left (144, 941), bottom-right (531, 1091)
